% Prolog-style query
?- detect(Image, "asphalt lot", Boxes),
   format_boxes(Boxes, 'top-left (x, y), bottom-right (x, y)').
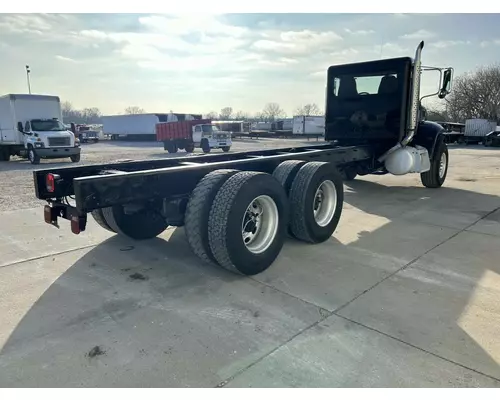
top-left (0, 138), bottom-right (499, 387)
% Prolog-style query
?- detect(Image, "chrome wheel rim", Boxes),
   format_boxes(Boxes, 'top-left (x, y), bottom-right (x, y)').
top-left (241, 195), bottom-right (279, 254)
top-left (439, 152), bottom-right (447, 179)
top-left (313, 180), bottom-right (337, 227)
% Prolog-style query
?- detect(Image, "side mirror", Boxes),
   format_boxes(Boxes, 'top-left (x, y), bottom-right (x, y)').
top-left (438, 68), bottom-right (453, 99)
top-left (17, 122), bottom-right (24, 133)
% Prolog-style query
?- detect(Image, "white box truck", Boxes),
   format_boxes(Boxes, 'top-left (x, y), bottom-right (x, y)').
top-left (102, 113), bottom-right (203, 141)
top-left (292, 115), bottom-right (325, 135)
top-left (0, 94), bottom-right (80, 164)
top-left (464, 118), bottom-right (497, 144)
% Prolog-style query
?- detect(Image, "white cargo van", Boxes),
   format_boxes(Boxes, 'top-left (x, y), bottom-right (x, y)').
top-left (0, 94), bottom-right (80, 164)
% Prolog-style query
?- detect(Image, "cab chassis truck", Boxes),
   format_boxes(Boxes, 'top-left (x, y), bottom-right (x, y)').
top-left (34, 42), bottom-right (453, 276)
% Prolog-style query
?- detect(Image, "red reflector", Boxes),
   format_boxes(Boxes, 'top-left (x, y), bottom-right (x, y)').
top-left (44, 205), bottom-right (52, 224)
top-left (71, 216), bottom-right (81, 234)
top-left (46, 173), bottom-right (55, 193)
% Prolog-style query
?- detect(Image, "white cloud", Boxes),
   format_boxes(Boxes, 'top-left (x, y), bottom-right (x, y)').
top-left (480, 39), bottom-right (500, 48)
top-left (55, 55), bottom-right (77, 63)
top-left (430, 40), bottom-right (471, 49)
top-left (0, 14), bottom-right (76, 39)
top-left (344, 28), bottom-right (375, 35)
top-left (400, 29), bottom-right (435, 40)
top-left (252, 29), bottom-right (343, 56)
top-left (138, 15), bottom-right (248, 38)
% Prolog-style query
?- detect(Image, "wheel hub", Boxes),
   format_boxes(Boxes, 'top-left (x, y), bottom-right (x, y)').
top-left (439, 152), bottom-right (447, 179)
top-left (313, 180), bottom-right (337, 227)
top-left (241, 195), bottom-right (278, 254)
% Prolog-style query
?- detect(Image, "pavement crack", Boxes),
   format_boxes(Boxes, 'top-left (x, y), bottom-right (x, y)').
top-left (214, 308), bottom-right (332, 388)
top-left (0, 244), bottom-right (98, 269)
top-left (333, 205), bottom-right (500, 315)
top-left (335, 314), bottom-right (500, 384)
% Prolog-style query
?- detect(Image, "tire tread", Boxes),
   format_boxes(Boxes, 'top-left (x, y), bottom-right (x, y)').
top-left (185, 169), bottom-right (239, 264)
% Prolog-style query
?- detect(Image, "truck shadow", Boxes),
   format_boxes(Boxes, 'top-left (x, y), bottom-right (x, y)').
top-left (1, 181), bottom-right (499, 386)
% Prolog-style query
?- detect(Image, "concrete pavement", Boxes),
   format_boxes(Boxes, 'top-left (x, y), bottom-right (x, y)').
top-left (0, 147), bottom-right (499, 387)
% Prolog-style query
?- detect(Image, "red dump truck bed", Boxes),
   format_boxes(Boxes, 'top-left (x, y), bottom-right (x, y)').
top-left (156, 119), bottom-right (211, 142)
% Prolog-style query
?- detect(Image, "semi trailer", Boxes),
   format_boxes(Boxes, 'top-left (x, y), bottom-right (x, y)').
top-left (33, 41), bottom-right (454, 276)
top-left (464, 118), bottom-right (497, 144)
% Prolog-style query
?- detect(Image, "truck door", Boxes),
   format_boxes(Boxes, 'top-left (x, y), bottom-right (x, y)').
top-left (193, 125), bottom-right (202, 144)
top-left (23, 121), bottom-right (31, 148)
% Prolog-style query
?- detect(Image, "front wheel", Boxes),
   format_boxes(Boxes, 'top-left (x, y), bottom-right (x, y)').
top-left (70, 153), bottom-right (81, 163)
top-left (201, 139), bottom-right (211, 154)
top-left (222, 146), bottom-right (231, 152)
top-left (420, 142), bottom-right (448, 188)
top-left (28, 148), bottom-right (40, 165)
top-left (289, 162), bottom-right (344, 243)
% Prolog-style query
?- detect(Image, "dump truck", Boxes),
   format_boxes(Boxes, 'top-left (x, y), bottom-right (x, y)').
top-left (157, 119), bottom-right (232, 154)
top-left (33, 41), bottom-right (454, 275)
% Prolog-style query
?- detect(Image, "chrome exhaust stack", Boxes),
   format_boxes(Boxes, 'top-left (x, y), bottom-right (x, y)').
top-left (401, 40), bottom-right (424, 147)
top-left (378, 41), bottom-right (424, 162)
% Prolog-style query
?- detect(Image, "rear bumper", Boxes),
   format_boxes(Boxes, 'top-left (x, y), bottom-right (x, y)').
top-left (36, 146), bottom-right (81, 158)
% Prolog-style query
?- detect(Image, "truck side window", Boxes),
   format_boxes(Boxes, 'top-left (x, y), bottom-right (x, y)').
top-left (24, 121), bottom-right (31, 132)
top-left (195, 126), bottom-right (201, 132)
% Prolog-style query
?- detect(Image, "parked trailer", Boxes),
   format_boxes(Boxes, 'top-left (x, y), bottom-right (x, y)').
top-left (436, 121), bottom-right (465, 144)
top-left (33, 41), bottom-right (454, 276)
top-left (464, 118), bottom-right (497, 144)
top-left (212, 121), bottom-right (251, 138)
top-left (293, 116), bottom-right (325, 135)
top-left (156, 119), bottom-right (232, 154)
top-left (102, 113), bottom-right (203, 141)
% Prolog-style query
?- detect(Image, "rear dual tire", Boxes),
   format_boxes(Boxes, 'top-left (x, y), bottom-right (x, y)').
top-left (207, 172), bottom-right (289, 275)
top-left (185, 161), bottom-right (344, 276)
top-left (164, 141), bottom-right (178, 154)
top-left (91, 203), bottom-right (169, 240)
top-left (275, 161), bottom-right (344, 243)
top-left (185, 170), bottom-right (289, 275)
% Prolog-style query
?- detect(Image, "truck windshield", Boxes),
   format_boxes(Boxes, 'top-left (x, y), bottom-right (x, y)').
top-left (202, 125), bottom-right (220, 133)
top-left (31, 120), bottom-right (66, 131)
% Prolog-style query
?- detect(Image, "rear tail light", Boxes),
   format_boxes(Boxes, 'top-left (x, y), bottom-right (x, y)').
top-left (45, 173), bottom-right (60, 193)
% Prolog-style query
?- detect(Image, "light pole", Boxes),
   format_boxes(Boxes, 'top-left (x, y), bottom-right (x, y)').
top-left (25, 65), bottom-right (31, 94)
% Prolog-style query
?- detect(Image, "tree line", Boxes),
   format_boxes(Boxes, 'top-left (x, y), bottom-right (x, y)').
top-left (61, 64), bottom-right (500, 125)
top-left (61, 101), bottom-right (323, 125)
top-left (426, 63), bottom-right (500, 123)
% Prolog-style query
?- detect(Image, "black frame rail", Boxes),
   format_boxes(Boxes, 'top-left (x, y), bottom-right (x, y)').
top-left (34, 144), bottom-right (374, 214)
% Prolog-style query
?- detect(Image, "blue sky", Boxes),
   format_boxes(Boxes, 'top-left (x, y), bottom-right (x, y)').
top-left (0, 13), bottom-right (499, 116)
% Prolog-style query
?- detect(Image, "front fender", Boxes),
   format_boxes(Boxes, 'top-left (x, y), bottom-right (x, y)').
top-left (411, 121), bottom-right (445, 161)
